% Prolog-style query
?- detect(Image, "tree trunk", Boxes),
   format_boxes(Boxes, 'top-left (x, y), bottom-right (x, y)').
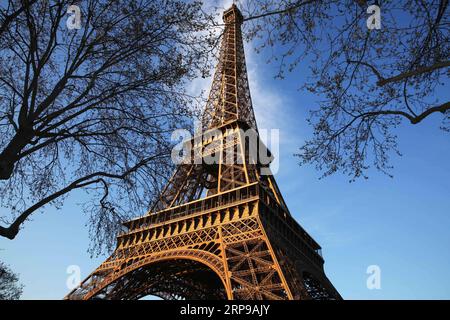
top-left (0, 128), bottom-right (34, 180)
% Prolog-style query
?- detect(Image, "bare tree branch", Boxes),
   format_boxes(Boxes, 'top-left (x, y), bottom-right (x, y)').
top-left (377, 60), bottom-right (450, 86)
top-left (0, 0), bottom-right (216, 251)
top-left (243, 0), bottom-right (449, 179)
top-left (0, 154), bottom-right (164, 240)
top-left (0, 0), bottom-right (38, 37)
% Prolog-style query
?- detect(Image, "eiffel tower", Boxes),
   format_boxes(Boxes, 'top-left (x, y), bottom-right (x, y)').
top-left (66, 4), bottom-right (341, 300)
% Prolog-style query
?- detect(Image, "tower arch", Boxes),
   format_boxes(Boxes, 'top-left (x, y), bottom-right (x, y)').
top-left (77, 249), bottom-right (230, 300)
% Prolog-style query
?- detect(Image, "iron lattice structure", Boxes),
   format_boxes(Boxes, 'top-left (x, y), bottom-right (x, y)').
top-left (66, 5), bottom-right (341, 300)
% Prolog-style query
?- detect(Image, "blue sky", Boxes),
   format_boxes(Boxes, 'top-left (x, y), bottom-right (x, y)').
top-left (1, 1), bottom-right (450, 300)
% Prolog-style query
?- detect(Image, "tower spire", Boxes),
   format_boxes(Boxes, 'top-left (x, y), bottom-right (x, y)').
top-left (202, 4), bottom-right (257, 131)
